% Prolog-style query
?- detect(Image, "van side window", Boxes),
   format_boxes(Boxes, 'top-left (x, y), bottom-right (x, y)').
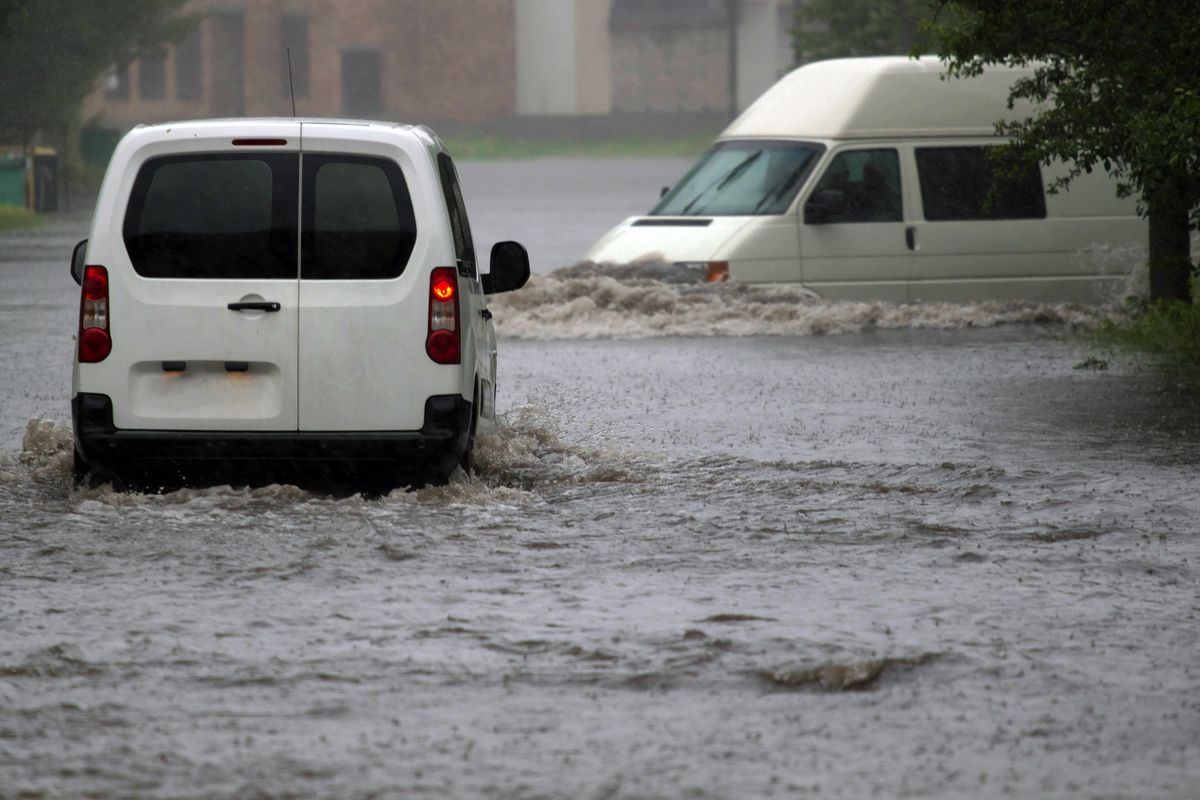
top-left (124, 153), bottom-right (299, 280)
top-left (807, 149), bottom-right (902, 224)
top-left (437, 153), bottom-right (477, 279)
top-left (301, 154), bottom-right (417, 280)
top-left (915, 147), bottom-right (1046, 221)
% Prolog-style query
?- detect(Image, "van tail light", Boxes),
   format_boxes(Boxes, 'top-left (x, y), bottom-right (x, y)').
top-left (78, 265), bottom-right (112, 363)
top-left (426, 266), bottom-right (460, 364)
top-left (706, 261), bottom-right (730, 283)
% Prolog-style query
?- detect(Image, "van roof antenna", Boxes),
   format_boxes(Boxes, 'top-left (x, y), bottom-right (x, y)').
top-left (286, 47), bottom-right (297, 117)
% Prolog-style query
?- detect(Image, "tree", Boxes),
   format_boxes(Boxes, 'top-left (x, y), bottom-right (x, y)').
top-left (0, 0), bottom-right (193, 138)
top-left (793, 0), bottom-right (932, 64)
top-left (931, 0), bottom-right (1200, 302)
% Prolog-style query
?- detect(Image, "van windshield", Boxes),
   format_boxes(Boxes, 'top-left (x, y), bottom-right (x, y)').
top-left (651, 140), bottom-right (824, 217)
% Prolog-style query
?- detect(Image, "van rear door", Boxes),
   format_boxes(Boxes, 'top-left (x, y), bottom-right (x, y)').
top-left (112, 130), bottom-right (301, 431)
top-left (296, 123), bottom-right (428, 432)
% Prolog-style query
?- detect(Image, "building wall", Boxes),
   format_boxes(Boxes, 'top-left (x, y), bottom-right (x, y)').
top-left (515, 0), bottom-right (611, 116)
top-left (611, 26), bottom-right (729, 114)
top-left (83, 0), bottom-right (516, 129)
top-left (515, 0), bottom-right (579, 114)
top-left (573, 0), bottom-right (613, 115)
top-left (608, 0), bottom-right (788, 115)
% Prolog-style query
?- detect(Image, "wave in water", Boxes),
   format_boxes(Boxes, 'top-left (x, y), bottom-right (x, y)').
top-left (488, 261), bottom-right (1125, 340)
top-left (1, 407), bottom-right (632, 507)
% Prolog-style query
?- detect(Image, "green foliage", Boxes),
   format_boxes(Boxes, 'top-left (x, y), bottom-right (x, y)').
top-left (793, 0), bottom-right (934, 63)
top-left (1095, 300), bottom-right (1200, 388)
top-left (0, 0), bottom-right (194, 134)
top-left (931, 0), bottom-right (1200, 301)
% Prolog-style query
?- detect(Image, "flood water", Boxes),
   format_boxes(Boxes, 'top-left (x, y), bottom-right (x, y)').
top-left (1, 159), bottom-right (1198, 799)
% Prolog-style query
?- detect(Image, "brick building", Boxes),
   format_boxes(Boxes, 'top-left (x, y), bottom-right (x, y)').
top-left (83, 0), bottom-right (517, 129)
top-left (81, 0), bottom-right (794, 134)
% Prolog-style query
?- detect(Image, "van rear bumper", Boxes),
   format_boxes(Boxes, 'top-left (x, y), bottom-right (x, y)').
top-left (72, 393), bottom-right (472, 489)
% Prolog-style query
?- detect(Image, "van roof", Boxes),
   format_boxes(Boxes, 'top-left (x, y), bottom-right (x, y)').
top-left (125, 117), bottom-right (443, 149)
top-left (721, 57), bottom-right (1036, 141)
top-left (133, 116), bottom-right (420, 131)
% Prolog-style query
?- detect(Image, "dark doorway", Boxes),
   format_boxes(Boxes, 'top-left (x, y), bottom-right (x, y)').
top-left (341, 49), bottom-right (382, 117)
top-left (212, 12), bottom-right (245, 115)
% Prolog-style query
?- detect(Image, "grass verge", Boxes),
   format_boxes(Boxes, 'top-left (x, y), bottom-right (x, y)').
top-left (443, 134), bottom-right (713, 161)
top-left (0, 205), bottom-right (43, 232)
top-left (1092, 299), bottom-right (1200, 388)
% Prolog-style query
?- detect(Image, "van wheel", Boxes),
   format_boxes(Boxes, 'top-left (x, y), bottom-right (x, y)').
top-left (459, 380), bottom-right (480, 475)
top-left (72, 450), bottom-right (91, 489)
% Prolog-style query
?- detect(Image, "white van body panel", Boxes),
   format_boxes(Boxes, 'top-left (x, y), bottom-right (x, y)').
top-left (584, 57), bottom-right (1147, 303)
top-left (295, 122), bottom-right (466, 432)
top-left (711, 214), bottom-right (803, 283)
top-left (76, 120), bottom-right (303, 431)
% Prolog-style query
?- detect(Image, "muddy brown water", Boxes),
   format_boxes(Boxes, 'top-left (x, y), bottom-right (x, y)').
top-left (1, 160), bottom-right (1198, 799)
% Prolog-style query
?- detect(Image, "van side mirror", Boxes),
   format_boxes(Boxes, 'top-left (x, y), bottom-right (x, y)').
top-left (70, 239), bottom-right (88, 285)
top-left (482, 241), bottom-right (530, 295)
top-left (804, 190), bottom-right (845, 225)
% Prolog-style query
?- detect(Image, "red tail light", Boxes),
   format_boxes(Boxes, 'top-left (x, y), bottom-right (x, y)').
top-left (78, 265), bottom-right (111, 363)
top-left (426, 267), bottom-right (460, 364)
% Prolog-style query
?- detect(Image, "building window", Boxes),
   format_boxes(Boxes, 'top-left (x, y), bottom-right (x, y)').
top-left (281, 13), bottom-right (310, 98)
top-left (341, 49), bottom-right (381, 117)
top-left (175, 28), bottom-right (203, 101)
top-left (140, 46), bottom-right (166, 101)
top-left (103, 64), bottom-right (130, 100)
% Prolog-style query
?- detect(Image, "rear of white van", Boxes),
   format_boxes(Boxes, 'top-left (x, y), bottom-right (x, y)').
top-left (72, 120), bottom-right (488, 489)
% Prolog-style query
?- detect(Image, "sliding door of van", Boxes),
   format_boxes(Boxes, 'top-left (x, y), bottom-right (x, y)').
top-left (906, 143), bottom-right (1051, 302)
top-left (908, 145), bottom-right (1143, 302)
top-left (296, 124), bottom-right (424, 431)
top-left (115, 133), bottom-right (301, 431)
top-left (798, 147), bottom-right (911, 302)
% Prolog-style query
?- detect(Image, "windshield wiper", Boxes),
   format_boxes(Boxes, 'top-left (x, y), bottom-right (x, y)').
top-left (750, 155), bottom-right (814, 215)
top-left (678, 151), bottom-right (763, 215)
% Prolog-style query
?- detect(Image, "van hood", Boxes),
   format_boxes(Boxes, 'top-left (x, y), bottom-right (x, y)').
top-left (583, 216), bottom-right (749, 265)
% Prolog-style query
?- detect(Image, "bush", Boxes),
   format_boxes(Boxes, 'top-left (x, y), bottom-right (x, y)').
top-left (1096, 298), bottom-right (1200, 387)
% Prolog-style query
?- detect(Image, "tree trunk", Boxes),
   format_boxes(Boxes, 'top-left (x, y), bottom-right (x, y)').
top-left (1147, 179), bottom-right (1193, 302)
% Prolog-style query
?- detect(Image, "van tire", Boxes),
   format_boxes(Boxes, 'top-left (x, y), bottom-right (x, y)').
top-left (72, 450), bottom-right (90, 489)
top-left (459, 379), bottom-right (480, 475)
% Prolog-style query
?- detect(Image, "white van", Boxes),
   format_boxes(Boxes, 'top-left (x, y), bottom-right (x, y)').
top-left (69, 118), bottom-right (529, 491)
top-left (585, 57), bottom-right (1146, 303)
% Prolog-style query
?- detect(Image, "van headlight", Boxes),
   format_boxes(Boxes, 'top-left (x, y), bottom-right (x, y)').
top-left (673, 261), bottom-right (730, 282)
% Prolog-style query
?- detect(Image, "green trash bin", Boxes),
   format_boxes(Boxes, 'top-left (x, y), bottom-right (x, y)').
top-left (31, 149), bottom-right (57, 212)
top-left (0, 152), bottom-right (25, 209)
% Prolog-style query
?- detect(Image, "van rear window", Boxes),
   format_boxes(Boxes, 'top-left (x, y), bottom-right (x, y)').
top-left (123, 154), bottom-right (299, 279)
top-left (301, 155), bottom-right (417, 280)
top-left (916, 147), bottom-right (1046, 221)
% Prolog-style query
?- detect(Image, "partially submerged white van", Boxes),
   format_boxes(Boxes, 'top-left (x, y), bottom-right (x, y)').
top-left (70, 118), bottom-right (529, 491)
top-left (585, 57), bottom-right (1146, 303)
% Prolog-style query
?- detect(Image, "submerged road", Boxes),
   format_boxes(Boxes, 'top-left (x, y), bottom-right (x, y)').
top-left (0, 158), bottom-right (1197, 799)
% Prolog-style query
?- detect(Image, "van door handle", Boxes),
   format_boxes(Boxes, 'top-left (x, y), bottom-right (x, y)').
top-left (228, 301), bottom-right (281, 312)
top-left (905, 227), bottom-right (916, 251)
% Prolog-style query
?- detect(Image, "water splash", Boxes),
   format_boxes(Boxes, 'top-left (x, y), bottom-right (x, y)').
top-left (490, 262), bottom-right (1118, 341)
top-left (1, 407), bottom-right (629, 506)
